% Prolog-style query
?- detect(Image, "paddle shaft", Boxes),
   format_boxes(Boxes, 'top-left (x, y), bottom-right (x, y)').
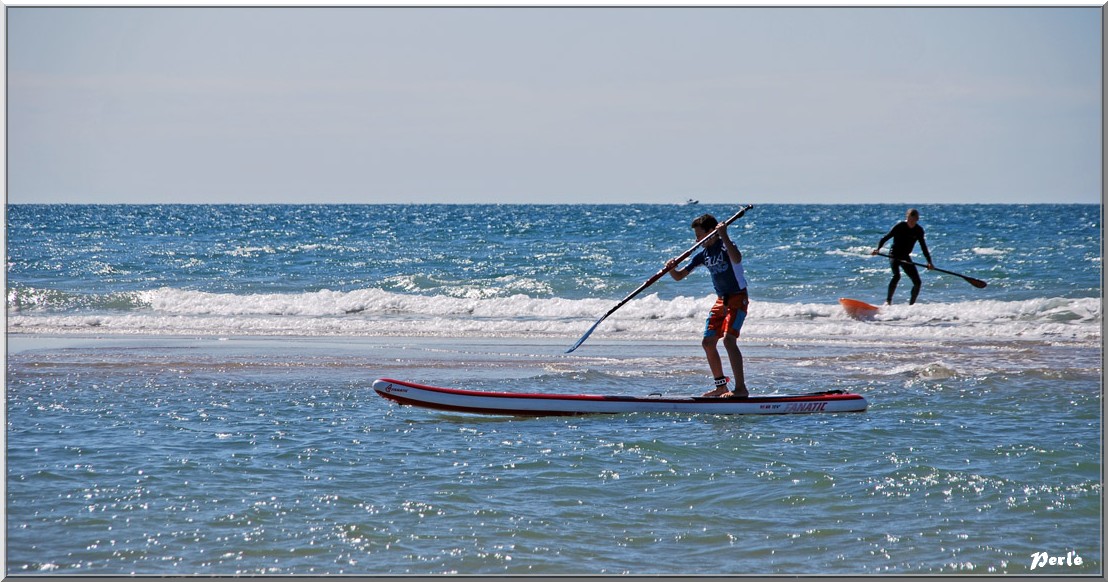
top-left (875, 252), bottom-right (987, 288)
top-left (567, 205), bottom-right (753, 353)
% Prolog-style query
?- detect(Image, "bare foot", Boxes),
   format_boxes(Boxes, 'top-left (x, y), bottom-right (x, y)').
top-left (701, 386), bottom-right (730, 397)
top-left (722, 388), bottom-right (750, 398)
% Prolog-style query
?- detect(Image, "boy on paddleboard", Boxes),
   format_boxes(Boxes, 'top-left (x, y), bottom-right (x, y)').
top-left (873, 208), bottom-right (934, 305)
top-left (666, 214), bottom-right (749, 398)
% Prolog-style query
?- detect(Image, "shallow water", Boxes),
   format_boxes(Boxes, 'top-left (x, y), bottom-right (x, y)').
top-left (6, 334), bottom-right (1100, 575)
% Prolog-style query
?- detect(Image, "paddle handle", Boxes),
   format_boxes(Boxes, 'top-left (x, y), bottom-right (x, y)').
top-left (566, 205), bottom-right (753, 353)
top-left (874, 252), bottom-right (987, 289)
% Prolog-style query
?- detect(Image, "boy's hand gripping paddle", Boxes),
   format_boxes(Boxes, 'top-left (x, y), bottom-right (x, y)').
top-left (566, 205), bottom-right (754, 353)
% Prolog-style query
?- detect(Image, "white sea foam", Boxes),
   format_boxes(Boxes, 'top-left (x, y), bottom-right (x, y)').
top-left (972, 247), bottom-right (1011, 256)
top-left (826, 246), bottom-right (873, 258)
top-left (6, 287), bottom-right (1100, 345)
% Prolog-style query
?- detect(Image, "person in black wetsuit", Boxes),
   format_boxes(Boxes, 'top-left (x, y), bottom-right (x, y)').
top-left (872, 208), bottom-right (934, 305)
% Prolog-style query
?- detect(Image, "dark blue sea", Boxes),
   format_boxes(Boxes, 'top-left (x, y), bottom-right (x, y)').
top-left (6, 203), bottom-right (1102, 574)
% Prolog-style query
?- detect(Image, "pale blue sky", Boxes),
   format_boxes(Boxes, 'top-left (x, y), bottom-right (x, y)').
top-left (6, 6), bottom-right (1102, 204)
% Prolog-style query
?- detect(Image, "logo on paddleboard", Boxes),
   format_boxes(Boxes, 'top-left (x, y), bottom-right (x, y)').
top-left (783, 402), bottom-right (827, 413)
top-left (382, 383), bottom-right (407, 394)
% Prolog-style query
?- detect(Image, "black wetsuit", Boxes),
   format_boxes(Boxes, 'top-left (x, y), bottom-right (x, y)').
top-left (877, 221), bottom-right (932, 305)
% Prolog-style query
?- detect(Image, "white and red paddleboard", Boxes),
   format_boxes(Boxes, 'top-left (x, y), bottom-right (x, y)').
top-left (374, 378), bottom-right (868, 417)
top-left (839, 298), bottom-right (880, 319)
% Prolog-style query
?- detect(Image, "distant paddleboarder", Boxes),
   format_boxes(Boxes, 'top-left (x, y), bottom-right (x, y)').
top-left (873, 208), bottom-right (934, 305)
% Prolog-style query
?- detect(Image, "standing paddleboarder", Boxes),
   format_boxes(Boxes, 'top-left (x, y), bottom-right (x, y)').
top-left (666, 214), bottom-right (749, 398)
top-left (873, 208), bottom-right (934, 305)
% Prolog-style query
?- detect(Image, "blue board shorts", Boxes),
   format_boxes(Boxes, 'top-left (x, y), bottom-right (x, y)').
top-left (703, 290), bottom-right (748, 339)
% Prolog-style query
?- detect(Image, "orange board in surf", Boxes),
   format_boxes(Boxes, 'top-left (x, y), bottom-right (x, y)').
top-left (839, 298), bottom-right (880, 319)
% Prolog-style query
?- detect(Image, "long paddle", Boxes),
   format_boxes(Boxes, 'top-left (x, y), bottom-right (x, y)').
top-left (566, 205), bottom-right (754, 353)
top-left (874, 252), bottom-right (987, 289)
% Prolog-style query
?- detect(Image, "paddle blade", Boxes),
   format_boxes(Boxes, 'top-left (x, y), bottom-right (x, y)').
top-left (566, 318), bottom-right (604, 353)
top-left (967, 277), bottom-right (988, 289)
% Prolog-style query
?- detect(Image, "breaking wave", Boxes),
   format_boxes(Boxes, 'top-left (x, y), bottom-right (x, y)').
top-left (7, 286), bottom-right (1100, 344)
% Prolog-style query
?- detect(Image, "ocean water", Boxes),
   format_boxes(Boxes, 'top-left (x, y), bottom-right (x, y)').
top-left (5, 203), bottom-right (1102, 575)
